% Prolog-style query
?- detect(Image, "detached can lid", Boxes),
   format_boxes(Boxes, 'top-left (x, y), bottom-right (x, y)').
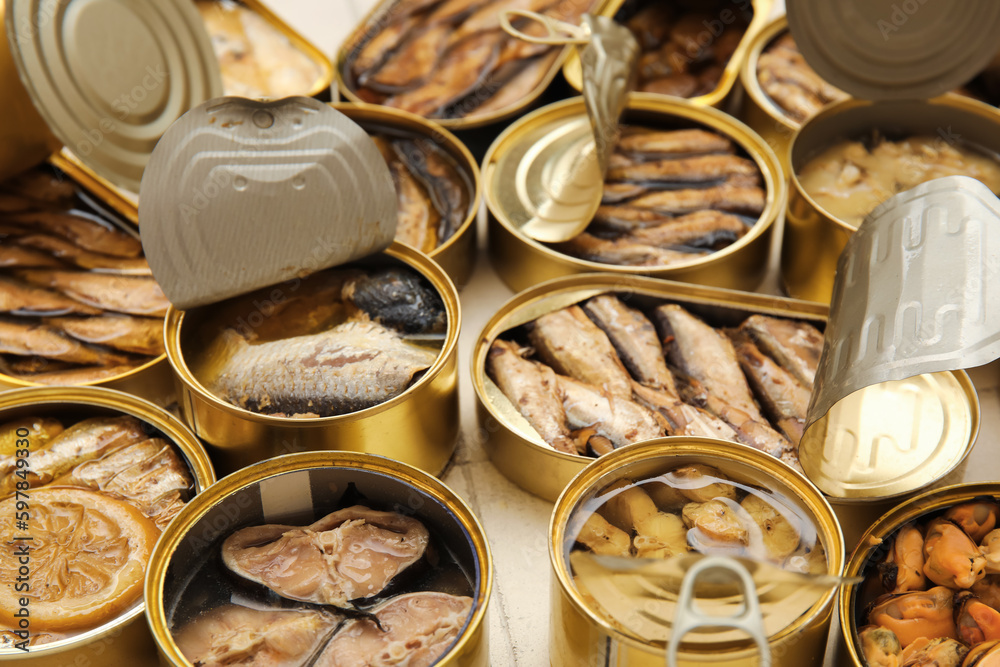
top-left (786, 0), bottom-right (1000, 100)
top-left (5, 0), bottom-right (222, 192)
top-left (139, 97), bottom-right (397, 310)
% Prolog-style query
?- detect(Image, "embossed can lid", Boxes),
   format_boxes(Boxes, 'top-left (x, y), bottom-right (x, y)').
top-left (786, 0), bottom-right (1000, 100)
top-left (4, 0), bottom-right (222, 192)
top-left (799, 176), bottom-right (996, 500)
top-left (138, 97), bottom-right (397, 310)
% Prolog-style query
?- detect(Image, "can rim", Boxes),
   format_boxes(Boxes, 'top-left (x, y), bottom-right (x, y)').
top-left (327, 102), bottom-right (483, 264)
top-left (838, 481), bottom-right (1000, 665)
top-left (144, 450), bottom-right (493, 667)
top-left (0, 385), bottom-right (214, 659)
top-left (481, 93), bottom-right (787, 276)
top-left (164, 241), bottom-right (461, 425)
top-left (548, 437), bottom-right (846, 656)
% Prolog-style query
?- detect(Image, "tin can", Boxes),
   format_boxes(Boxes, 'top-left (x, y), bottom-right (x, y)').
top-left (782, 95), bottom-right (1000, 303)
top-left (563, 0), bottom-right (775, 111)
top-left (0, 162), bottom-right (175, 406)
top-left (0, 386), bottom-right (215, 666)
top-left (471, 273), bottom-right (828, 502)
top-left (483, 94), bottom-right (786, 293)
top-left (550, 438), bottom-right (846, 666)
top-left (165, 242), bottom-right (461, 477)
top-left (839, 482), bottom-right (1000, 666)
top-left (145, 451), bottom-right (491, 667)
top-left (329, 103), bottom-right (482, 289)
top-left (335, 0), bottom-right (612, 130)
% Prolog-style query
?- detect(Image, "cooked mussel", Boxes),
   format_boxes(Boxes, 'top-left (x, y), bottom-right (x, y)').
top-left (741, 492), bottom-right (800, 562)
top-left (946, 501), bottom-right (1000, 544)
top-left (599, 483), bottom-right (689, 558)
top-left (664, 464), bottom-right (738, 503)
top-left (981, 530), bottom-right (1000, 574)
top-left (879, 523), bottom-right (928, 594)
top-left (924, 518), bottom-right (987, 589)
top-left (900, 637), bottom-right (968, 667)
top-left (972, 575), bottom-right (1000, 611)
top-left (858, 625), bottom-right (902, 667)
top-left (867, 586), bottom-right (957, 647)
top-left (576, 512), bottom-right (632, 557)
top-left (222, 506), bottom-right (429, 608)
top-left (963, 640), bottom-right (1000, 666)
top-left (682, 499), bottom-right (748, 545)
top-left (956, 590), bottom-right (1000, 646)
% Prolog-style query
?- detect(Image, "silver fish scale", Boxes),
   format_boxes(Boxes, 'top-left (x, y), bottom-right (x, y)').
top-left (210, 320), bottom-right (438, 416)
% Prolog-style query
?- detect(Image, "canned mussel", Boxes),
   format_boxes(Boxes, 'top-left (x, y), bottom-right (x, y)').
top-left (841, 483), bottom-right (1000, 667)
top-left (336, 0), bottom-right (607, 128)
top-left (484, 94), bottom-right (785, 293)
top-left (472, 273), bottom-right (829, 501)
top-left (145, 452), bottom-right (491, 667)
top-left (195, 0), bottom-right (333, 99)
top-left (563, 0), bottom-right (771, 107)
top-left (331, 103), bottom-right (482, 288)
top-left (550, 438), bottom-right (845, 666)
top-left (0, 386), bottom-right (214, 665)
top-left (0, 164), bottom-right (175, 404)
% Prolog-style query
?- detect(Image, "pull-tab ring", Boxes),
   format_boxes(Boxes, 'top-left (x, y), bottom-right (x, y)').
top-left (667, 556), bottom-right (771, 667)
top-left (499, 9), bottom-right (591, 45)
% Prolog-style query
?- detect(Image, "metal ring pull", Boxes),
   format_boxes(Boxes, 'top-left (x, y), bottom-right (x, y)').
top-left (498, 9), bottom-right (591, 45)
top-left (667, 556), bottom-right (771, 667)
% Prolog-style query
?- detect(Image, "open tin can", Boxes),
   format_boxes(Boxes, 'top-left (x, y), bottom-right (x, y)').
top-left (839, 482), bottom-right (1000, 666)
top-left (550, 438), bottom-right (845, 666)
top-left (562, 0), bottom-right (774, 110)
top-left (0, 386), bottom-right (215, 666)
top-left (145, 451), bottom-right (491, 667)
top-left (329, 102), bottom-right (482, 289)
top-left (483, 93), bottom-right (786, 293)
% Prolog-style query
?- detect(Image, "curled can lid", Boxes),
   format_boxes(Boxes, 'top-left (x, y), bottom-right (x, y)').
top-left (139, 97), bottom-right (397, 310)
top-left (800, 175), bottom-right (995, 499)
top-left (786, 0), bottom-right (1000, 101)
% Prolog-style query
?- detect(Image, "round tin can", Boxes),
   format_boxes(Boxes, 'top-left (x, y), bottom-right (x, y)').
top-left (839, 482), bottom-right (1000, 666)
top-left (482, 94), bottom-right (786, 294)
top-left (165, 242), bottom-right (461, 477)
top-left (550, 438), bottom-right (845, 666)
top-left (782, 95), bottom-right (1000, 303)
top-left (471, 273), bottom-right (828, 502)
top-left (562, 0), bottom-right (775, 110)
top-left (329, 102), bottom-right (482, 289)
top-left (0, 386), bottom-right (215, 666)
top-left (145, 451), bottom-right (491, 667)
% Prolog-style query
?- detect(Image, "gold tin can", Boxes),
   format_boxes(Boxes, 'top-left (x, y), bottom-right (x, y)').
top-left (145, 451), bottom-right (492, 667)
top-left (482, 94), bottom-right (786, 294)
top-left (563, 0), bottom-right (775, 110)
top-left (839, 482), bottom-right (999, 666)
top-left (0, 162), bottom-right (175, 406)
top-left (334, 0), bottom-right (613, 130)
top-left (782, 96), bottom-right (1000, 303)
top-left (471, 273), bottom-right (827, 502)
top-left (329, 102), bottom-right (482, 289)
top-left (550, 438), bottom-right (846, 666)
top-left (0, 386), bottom-right (215, 666)
top-left (165, 242), bottom-right (461, 477)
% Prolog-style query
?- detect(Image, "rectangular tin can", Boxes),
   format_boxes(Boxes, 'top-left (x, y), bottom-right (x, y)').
top-left (144, 451), bottom-right (491, 667)
top-left (549, 438), bottom-right (846, 666)
top-left (0, 386), bottom-right (215, 666)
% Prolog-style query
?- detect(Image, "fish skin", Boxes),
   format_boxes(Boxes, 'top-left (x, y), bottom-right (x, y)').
top-left (206, 320), bottom-right (438, 417)
top-left (528, 305), bottom-right (634, 400)
top-left (758, 69), bottom-right (824, 123)
top-left (448, 0), bottom-right (553, 47)
top-left (343, 268), bottom-right (446, 335)
top-left (15, 233), bottom-right (151, 274)
top-left (45, 314), bottom-right (164, 356)
top-left (653, 304), bottom-right (765, 422)
top-left (700, 390), bottom-right (796, 464)
top-left (3, 356), bottom-right (75, 374)
top-left (628, 184), bottom-right (766, 216)
top-left (630, 381), bottom-right (739, 441)
top-left (581, 294), bottom-right (677, 395)
top-left (13, 364), bottom-right (136, 385)
top-left (470, 52), bottom-right (556, 117)
top-left (486, 339), bottom-right (575, 454)
top-left (393, 138), bottom-right (471, 242)
top-left (592, 205), bottom-right (670, 232)
top-left (741, 314), bottom-right (823, 390)
top-left (625, 210), bottom-right (748, 249)
top-left (607, 154), bottom-right (759, 184)
top-left (364, 23), bottom-right (450, 91)
top-left (616, 129), bottom-right (735, 156)
top-left (556, 375), bottom-right (665, 447)
top-left (350, 14), bottom-right (419, 78)
top-left (0, 244), bottom-right (64, 268)
top-left (601, 183), bottom-right (649, 205)
top-left (388, 158), bottom-right (441, 253)
top-left (641, 74), bottom-right (699, 98)
top-left (0, 417), bottom-right (64, 456)
top-left (16, 270), bottom-right (169, 317)
top-left (553, 232), bottom-right (709, 266)
top-left (2, 169), bottom-right (77, 203)
top-left (0, 415), bottom-right (148, 493)
top-left (729, 329), bottom-right (810, 445)
top-left (385, 31), bottom-right (503, 117)
top-left (0, 318), bottom-right (134, 366)
top-left (0, 275), bottom-right (101, 316)
top-left (2, 210), bottom-right (142, 258)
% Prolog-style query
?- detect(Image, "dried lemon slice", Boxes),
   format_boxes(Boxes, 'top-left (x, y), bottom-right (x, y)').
top-left (0, 486), bottom-right (159, 632)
